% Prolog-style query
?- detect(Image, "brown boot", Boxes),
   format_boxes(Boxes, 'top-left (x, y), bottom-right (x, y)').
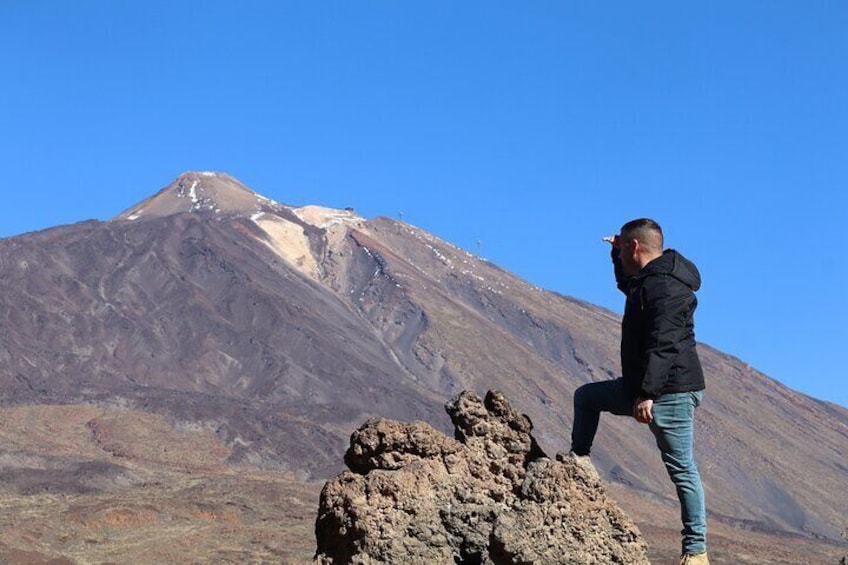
top-left (679, 552), bottom-right (709, 565)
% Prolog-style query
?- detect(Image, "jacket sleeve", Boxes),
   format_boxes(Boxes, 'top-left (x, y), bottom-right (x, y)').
top-left (611, 246), bottom-right (629, 294)
top-left (639, 277), bottom-right (692, 398)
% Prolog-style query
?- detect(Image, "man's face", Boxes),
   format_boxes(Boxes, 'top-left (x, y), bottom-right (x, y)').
top-left (618, 236), bottom-right (639, 276)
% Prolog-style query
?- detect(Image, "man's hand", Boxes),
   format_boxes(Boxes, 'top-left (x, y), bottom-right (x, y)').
top-left (602, 235), bottom-right (621, 248)
top-left (633, 398), bottom-right (653, 424)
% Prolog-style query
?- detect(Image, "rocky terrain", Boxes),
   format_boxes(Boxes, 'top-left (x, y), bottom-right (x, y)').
top-left (316, 390), bottom-right (649, 564)
top-left (0, 171), bottom-right (845, 563)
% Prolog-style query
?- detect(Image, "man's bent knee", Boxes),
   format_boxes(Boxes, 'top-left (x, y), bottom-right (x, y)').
top-left (574, 383), bottom-right (588, 403)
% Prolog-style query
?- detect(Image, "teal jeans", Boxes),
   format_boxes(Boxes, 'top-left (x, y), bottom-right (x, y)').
top-left (571, 379), bottom-right (707, 555)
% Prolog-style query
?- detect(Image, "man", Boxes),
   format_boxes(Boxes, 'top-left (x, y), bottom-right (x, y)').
top-left (570, 218), bottom-right (708, 565)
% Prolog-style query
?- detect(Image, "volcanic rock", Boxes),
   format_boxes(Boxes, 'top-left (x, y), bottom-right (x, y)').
top-left (314, 390), bottom-right (649, 564)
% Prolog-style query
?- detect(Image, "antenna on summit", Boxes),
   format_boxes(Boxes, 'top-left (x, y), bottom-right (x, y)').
top-left (476, 239), bottom-right (482, 255)
top-left (398, 211), bottom-right (405, 222)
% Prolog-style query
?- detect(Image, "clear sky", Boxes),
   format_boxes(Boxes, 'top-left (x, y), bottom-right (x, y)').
top-left (1, 2), bottom-right (846, 407)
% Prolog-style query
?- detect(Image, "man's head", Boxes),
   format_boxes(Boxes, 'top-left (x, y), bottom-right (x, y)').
top-left (617, 218), bottom-right (664, 276)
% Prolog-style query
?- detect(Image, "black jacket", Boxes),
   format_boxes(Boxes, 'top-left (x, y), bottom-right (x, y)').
top-left (613, 248), bottom-right (706, 400)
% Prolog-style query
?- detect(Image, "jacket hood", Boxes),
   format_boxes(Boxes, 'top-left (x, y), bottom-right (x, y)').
top-left (639, 249), bottom-right (701, 291)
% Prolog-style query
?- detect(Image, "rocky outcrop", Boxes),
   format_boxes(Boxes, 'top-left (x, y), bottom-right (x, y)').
top-left (314, 390), bottom-right (649, 564)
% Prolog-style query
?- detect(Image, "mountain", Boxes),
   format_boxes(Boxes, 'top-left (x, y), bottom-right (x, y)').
top-left (0, 172), bottom-right (846, 563)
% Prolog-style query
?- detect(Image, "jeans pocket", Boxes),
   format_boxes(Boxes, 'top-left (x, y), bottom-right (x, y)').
top-left (691, 390), bottom-right (703, 407)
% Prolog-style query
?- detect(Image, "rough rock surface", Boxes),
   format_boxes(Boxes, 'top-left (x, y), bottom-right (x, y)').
top-left (315, 390), bottom-right (650, 564)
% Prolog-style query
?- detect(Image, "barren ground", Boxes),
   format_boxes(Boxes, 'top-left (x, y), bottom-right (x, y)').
top-left (3, 476), bottom-right (844, 564)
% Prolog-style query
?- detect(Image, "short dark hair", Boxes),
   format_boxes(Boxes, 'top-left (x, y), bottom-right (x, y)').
top-left (620, 218), bottom-right (663, 251)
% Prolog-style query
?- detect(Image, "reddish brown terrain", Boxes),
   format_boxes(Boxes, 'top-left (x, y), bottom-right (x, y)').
top-left (0, 172), bottom-right (845, 563)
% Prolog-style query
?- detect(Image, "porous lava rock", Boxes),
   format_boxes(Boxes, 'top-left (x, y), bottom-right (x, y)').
top-left (314, 390), bottom-right (649, 564)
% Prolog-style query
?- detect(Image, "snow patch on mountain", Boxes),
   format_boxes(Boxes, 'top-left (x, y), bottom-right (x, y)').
top-left (189, 181), bottom-right (199, 204)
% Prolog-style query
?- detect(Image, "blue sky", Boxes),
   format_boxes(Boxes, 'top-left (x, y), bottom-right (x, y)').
top-left (1, 2), bottom-right (846, 407)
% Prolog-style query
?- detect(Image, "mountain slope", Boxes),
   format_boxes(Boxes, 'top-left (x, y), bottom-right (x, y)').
top-left (0, 172), bottom-right (845, 550)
